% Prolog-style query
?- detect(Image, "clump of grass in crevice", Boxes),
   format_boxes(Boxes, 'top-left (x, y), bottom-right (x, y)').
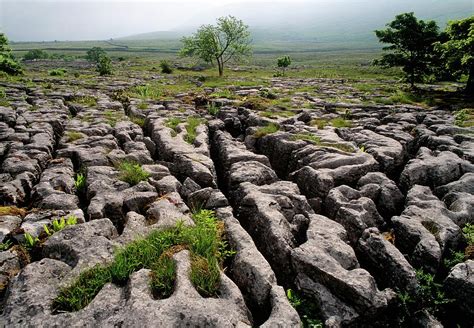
top-left (207, 103), bottom-right (220, 116)
top-left (330, 117), bottom-right (352, 128)
top-left (71, 96), bottom-right (97, 107)
top-left (290, 133), bottom-right (321, 143)
top-left (184, 117), bottom-right (205, 145)
top-left (66, 131), bottom-right (83, 142)
top-left (129, 115), bottom-right (145, 127)
top-left (52, 209), bottom-right (234, 312)
top-left (103, 110), bottom-right (123, 127)
top-left (117, 161), bottom-right (150, 186)
top-left (254, 123), bottom-right (280, 138)
top-left (137, 102), bottom-right (148, 110)
top-left (310, 118), bottom-right (329, 129)
top-left (165, 117), bottom-right (182, 137)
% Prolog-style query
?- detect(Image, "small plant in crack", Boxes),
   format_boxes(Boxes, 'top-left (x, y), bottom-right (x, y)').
top-left (207, 103), bottom-right (220, 116)
top-left (22, 232), bottom-right (39, 250)
top-left (254, 123), bottom-right (280, 138)
top-left (184, 117), bottom-right (205, 145)
top-left (74, 173), bottom-right (86, 194)
top-left (52, 209), bottom-right (235, 312)
top-left (0, 239), bottom-right (13, 251)
top-left (286, 289), bottom-right (323, 328)
top-left (117, 161), bottom-right (150, 186)
top-left (44, 216), bottom-right (78, 236)
top-left (165, 117), bottom-right (182, 137)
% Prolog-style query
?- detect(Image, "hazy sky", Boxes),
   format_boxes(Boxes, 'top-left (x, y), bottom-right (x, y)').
top-left (1, 0), bottom-right (472, 41)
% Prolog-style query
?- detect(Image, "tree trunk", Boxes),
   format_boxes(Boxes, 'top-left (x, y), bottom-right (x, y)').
top-left (217, 58), bottom-right (224, 77)
top-left (466, 65), bottom-right (474, 96)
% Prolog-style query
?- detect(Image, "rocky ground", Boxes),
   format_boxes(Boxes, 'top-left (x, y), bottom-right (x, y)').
top-left (0, 71), bottom-right (473, 327)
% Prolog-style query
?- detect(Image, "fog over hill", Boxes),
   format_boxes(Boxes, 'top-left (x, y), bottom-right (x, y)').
top-left (1, 0), bottom-right (472, 43)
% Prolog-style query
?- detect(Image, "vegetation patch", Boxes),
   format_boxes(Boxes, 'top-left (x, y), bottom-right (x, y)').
top-left (290, 133), bottom-right (321, 143)
top-left (117, 161), bottom-right (150, 186)
top-left (184, 117), bottom-right (205, 145)
top-left (66, 131), bottom-right (83, 142)
top-left (165, 117), bottom-right (183, 137)
top-left (330, 117), bottom-right (353, 128)
top-left (454, 109), bottom-right (474, 128)
top-left (310, 118), bottom-right (329, 129)
top-left (71, 96), bottom-right (97, 107)
top-left (53, 209), bottom-right (234, 312)
top-left (0, 206), bottom-right (27, 217)
top-left (128, 84), bottom-right (161, 100)
top-left (286, 289), bottom-right (323, 328)
top-left (48, 68), bottom-right (67, 76)
top-left (254, 123), bottom-right (280, 138)
top-left (130, 115), bottom-right (145, 127)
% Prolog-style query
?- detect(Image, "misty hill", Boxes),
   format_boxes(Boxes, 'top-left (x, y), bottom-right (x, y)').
top-left (121, 0), bottom-right (472, 46)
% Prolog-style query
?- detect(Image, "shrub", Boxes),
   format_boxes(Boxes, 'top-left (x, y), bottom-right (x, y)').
top-left (0, 33), bottom-right (23, 75)
top-left (48, 68), bottom-right (67, 76)
top-left (86, 47), bottom-right (106, 63)
top-left (23, 49), bottom-right (49, 60)
top-left (159, 60), bottom-right (173, 74)
top-left (96, 55), bottom-right (112, 76)
top-left (277, 55), bottom-right (291, 76)
top-left (117, 161), bottom-right (150, 186)
top-left (0, 54), bottom-right (23, 75)
top-left (254, 123), bottom-right (280, 138)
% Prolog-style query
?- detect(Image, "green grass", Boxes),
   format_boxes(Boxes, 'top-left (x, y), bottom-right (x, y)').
top-left (454, 109), bottom-right (474, 128)
top-left (129, 115), bottom-right (146, 127)
top-left (74, 173), bottom-right (86, 194)
top-left (137, 102), bottom-right (148, 110)
top-left (66, 131), bottom-right (83, 142)
top-left (291, 133), bottom-right (321, 143)
top-left (310, 118), bottom-right (329, 129)
top-left (254, 123), bottom-right (280, 138)
top-left (330, 117), bottom-right (353, 128)
top-left (70, 96), bottom-right (97, 107)
top-left (209, 89), bottom-right (237, 99)
top-left (129, 84), bottom-right (161, 100)
top-left (165, 117), bottom-right (182, 137)
top-left (117, 161), bottom-right (150, 186)
top-left (184, 117), bottom-right (205, 145)
top-left (48, 68), bottom-right (67, 76)
top-left (52, 209), bottom-right (233, 312)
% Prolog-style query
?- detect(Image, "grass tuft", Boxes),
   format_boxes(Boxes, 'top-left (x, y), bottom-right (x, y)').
top-left (330, 117), bottom-right (352, 128)
top-left (66, 131), bottom-right (83, 142)
top-left (117, 161), bottom-right (150, 186)
top-left (254, 123), bottom-right (280, 138)
top-left (184, 117), bottom-right (205, 145)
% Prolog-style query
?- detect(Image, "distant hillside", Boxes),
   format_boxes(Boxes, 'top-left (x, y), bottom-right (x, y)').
top-left (120, 0), bottom-right (473, 47)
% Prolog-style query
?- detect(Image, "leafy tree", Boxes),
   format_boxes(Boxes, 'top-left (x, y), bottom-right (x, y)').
top-left (23, 49), bottom-right (49, 61)
top-left (436, 16), bottom-right (474, 95)
top-left (277, 55), bottom-right (291, 76)
top-left (86, 47), bottom-right (107, 63)
top-left (96, 54), bottom-right (112, 76)
top-left (180, 16), bottom-right (252, 77)
top-left (374, 12), bottom-right (439, 88)
top-left (0, 33), bottom-right (23, 75)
